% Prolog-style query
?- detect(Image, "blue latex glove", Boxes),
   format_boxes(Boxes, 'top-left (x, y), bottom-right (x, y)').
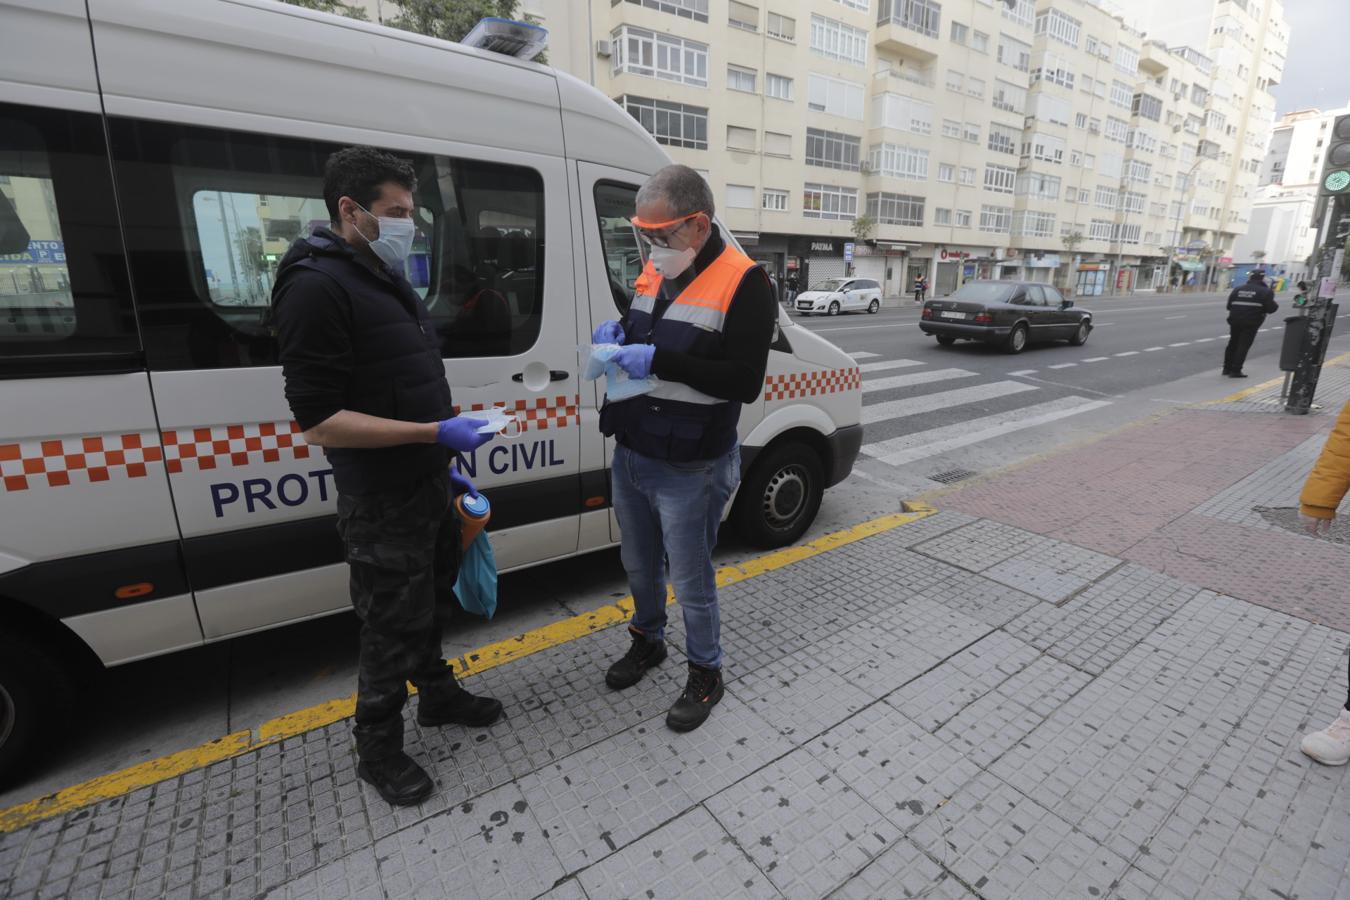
top-left (592, 320), bottom-right (625, 344)
top-left (449, 462), bottom-right (478, 498)
top-left (613, 344), bottom-right (655, 380)
top-left (435, 416), bottom-right (492, 452)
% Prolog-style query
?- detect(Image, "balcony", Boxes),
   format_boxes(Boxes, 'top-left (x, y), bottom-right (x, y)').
top-left (873, 61), bottom-right (935, 92)
top-left (875, 0), bottom-right (942, 61)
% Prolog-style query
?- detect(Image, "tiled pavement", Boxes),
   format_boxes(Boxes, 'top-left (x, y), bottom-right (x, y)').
top-left (3, 389), bottom-right (1350, 898)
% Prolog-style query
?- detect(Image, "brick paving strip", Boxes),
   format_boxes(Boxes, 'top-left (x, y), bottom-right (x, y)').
top-left (2, 371), bottom-right (1350, 898)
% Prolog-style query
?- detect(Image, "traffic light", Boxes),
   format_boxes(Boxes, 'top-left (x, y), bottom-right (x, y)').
top-left (1319, 114), bottom-right (1350, 197)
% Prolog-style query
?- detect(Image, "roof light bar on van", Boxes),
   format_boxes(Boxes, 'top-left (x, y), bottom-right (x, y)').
top-left (461, 17), bottom-right (548, 61)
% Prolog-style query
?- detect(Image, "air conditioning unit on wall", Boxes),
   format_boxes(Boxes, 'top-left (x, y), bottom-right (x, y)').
top-left (595, 40), bottom-right (612, 57)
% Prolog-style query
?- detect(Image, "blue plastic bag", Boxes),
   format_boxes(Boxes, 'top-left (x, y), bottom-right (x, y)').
top-left (454, 529), bottom-right (498, 620)
top-left (580, 342), bottom-right (660, 400)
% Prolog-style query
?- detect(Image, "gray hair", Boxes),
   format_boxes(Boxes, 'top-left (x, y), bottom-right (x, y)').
top-left (637, 164), bottom-right (715, 219)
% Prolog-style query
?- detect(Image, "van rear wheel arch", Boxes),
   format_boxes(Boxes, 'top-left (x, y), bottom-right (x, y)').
top-left (734, 429), bottom-right (829, 549)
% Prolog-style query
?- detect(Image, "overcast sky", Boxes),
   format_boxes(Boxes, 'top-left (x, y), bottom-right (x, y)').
top-left (1270, 1), bottom-right (1350, 115)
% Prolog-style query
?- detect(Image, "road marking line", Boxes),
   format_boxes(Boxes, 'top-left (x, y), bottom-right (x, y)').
top-left (1165, 315), bottom-right (1187, 320)
top-left (1115, 351), bottom-right (1140, 357)
top-left (862, 380), bottom-right (1036, 425)
top-left (862, 396), bottom-right (1112, 466)
top-left (1082, 357), bottom-right (1109, 362)
top-left (1047, 363), bottom-right (1077, 369)
top-left (1143, 347), bottom-right (1164, 352)
top-left (1008, 369), bottom-right (1036, 376)
top-left (863, 368), bottom-right (978, 393)
top-left (848, 351), bottom-right (881, 359)
top-left (0, 503), bottom-right (940, 834)
top-left (1168, 342), bottom-right (1191, 347)
top-left (859, 359), bottom-right (926, 374)
top-left (1195, 338), bottom-right (1215, 343)
top-left (810, 322), bottom-right (911, 333)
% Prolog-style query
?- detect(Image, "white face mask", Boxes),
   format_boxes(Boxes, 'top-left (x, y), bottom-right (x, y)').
top-left (354, 203), bottom-right (415, 269)
top-left (648, 244), bottom-right (697, 278)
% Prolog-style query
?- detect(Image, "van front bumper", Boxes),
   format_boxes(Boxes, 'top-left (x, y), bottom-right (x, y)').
top-left (825, 424), bottom-right (863, 487)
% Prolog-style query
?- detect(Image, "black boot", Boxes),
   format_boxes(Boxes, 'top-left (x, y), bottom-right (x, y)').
top-left (666, 663), bottom-right (724, 732)
top-left (357, 751), bottom-right (434, 806)
top-left (417, 686), bottom-right (504, 728)
top-left (605, 628), bottom-right (668, 689)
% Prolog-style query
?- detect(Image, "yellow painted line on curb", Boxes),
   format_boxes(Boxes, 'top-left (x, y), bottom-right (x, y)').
top-left (1210, 351), bottom-right (1350, 405)
top-left (0, 503), bottom-right (938, 834)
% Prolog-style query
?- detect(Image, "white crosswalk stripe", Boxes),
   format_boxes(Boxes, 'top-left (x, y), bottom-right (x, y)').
top-left (859, 359), bottom-right (926, 374)
top-left (848, 351), bottom-right (880, 360)
top-left (861, 396), bottom-right (1112, 467)
top-left (861, 380), bottom-right (1036, 425)
top-left (863, 368), bottom-right (979, 392)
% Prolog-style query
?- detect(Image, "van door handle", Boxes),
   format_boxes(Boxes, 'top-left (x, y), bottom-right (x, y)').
top-left (512, 370), bottom-right (570, 383)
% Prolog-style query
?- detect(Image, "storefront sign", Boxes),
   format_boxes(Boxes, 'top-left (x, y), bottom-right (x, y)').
top-left (810, 241), bottom-right (837, 253)
top-left (0, 240), bottom-right (65, 265)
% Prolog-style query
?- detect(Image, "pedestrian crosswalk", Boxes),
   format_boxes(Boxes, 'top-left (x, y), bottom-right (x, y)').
top-left (847, 349), bottom-right (1113, 473)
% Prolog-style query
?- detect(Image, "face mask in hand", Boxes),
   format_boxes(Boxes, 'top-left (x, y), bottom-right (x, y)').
top-left (648, 244), bottom-right (696, 278)
top-left (354, 203), bottom-right (416, 269)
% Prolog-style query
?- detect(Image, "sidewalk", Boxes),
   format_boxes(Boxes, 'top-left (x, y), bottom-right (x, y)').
top-left (3, 369), bottom-right (1350, 899)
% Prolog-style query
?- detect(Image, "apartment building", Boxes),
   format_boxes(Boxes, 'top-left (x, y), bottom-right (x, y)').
top-left (522, 0), bottom-right (1287, 296)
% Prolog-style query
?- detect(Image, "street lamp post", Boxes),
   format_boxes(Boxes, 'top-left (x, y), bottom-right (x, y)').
top-left (1164, 155), bottom-right (1209, 294)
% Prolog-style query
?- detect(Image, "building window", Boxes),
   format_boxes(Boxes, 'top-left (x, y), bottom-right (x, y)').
top-left (1035, 9), bottom-right (1081, 47)
top-left (955, 209), bottom-right (972, 227)
top-left (1132, 93), bottom-right (1163, 122)
top-left (1089, 219), bottom-right (1112, 240)
top-left (997, 33), bottom-right (1032, 72)
top-left (1011, 209), bottom-right (1055, 237)
top-left (835, 0), bottom-right (869, 10)
top-left (620, 95), bottom-right (708, 149)
top-left (1127, 160), bottom-right (1152, 183)
top-left (1109, 80), bottom-right (1132, 109)
top-left (868, 142), bottom-right (929, 180)
top-left (866, 191), bottom-right (925, 226)
top-left (763, 188), bottom-right (788, 211)
top-left (766, 73), bottom-right (794, 100)
top-left (1119, 191), bottom-right (1145, 213)
top-left (1030, 53), bottom-right (1074, 89)
top-left (1103, 117), bottom-right (1129, 143)
top-left (1094, 186), bottom-right (1117, 209)
top-left (941, 119), bottom-right (962, 138)
top-left (877, 0), bottom-right (941, 39)
top-left (1001, 0), bottom-right (1034, 29)
top-left (1115, 44), bottom-right (1140, 75)
top-left (1016, 172), bottom-right (1060, 200)
top-left (984, 164), bottom-right (1016, 193)
top-left (810, 14), bottom-right (868, 66)
top-left (729, 0), bottom-right (759, 31)
top-left (805, 127), bottom-right (862, 170)
top-left (972, 30), bottom-right (990, 53)
top-left (959, 166), bottom-right (976, 186)
top-left (950, 21), bottom-right (968, 45)
top-left (726, 184), bottom-right (755, 208)
top-left (946, 70), bottom-right (964, 93)
top-left (1070, 150), bottom-right (1083, 167)
top-left (803, 183), bottom-right (858, 219)
top-left (728, 65), bottom-right (758, 93)
top-left (992, 79), bottom-right (1027, 114)
top-left (988, 122), bottom-right (1019, 155)
top-left (873, 93), bottom-right (933, 135)
top-left (979, 204), bottom-right (1011, 233)
top-left (767, 11), bottom-right (795, 40)
top-left (963, 122), bottom-right (981, 143)
top-left (764, 131), bottom-right (791, 157)
top-left (612, 27), bottom-right (709, 87)
top-left (617, 0), bottom-right (709, 24)
top-left (808, 73), bottom-right (865, 119)
top-left (966, 76), bottom-right (985, 100)
top-left (937, 163), bottom-right (955, 183)
top-left (727, 125), bottom-right (757, 151)
top-left (935, 207), bottom-right (952, 225)
top-left (1023, 132), bottom-right (1065, 163)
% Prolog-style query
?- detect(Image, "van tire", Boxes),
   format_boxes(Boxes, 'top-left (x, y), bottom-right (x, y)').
top-left (867, 299), bottom-right (880, 314)
top-left (827, 301), bottom-right (840, 316)
top-left (0, 630), bottom-right (75, 788)
top-left (734, 441), bottom-right (825, 549)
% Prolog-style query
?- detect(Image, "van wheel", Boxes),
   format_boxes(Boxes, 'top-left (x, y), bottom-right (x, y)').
top-left (0, 630), bottom-right (75, 788)
top-left (1004, 323), bottom-right (1029, 354)
top-left (735, 441), bottom-right (825, 549)
top-left (867, 299), bottom-right (880, 314)
top-left (827, 301), bottom-right (840, 316)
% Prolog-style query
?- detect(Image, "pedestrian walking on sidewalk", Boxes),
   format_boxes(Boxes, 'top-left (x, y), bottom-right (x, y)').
top-left (913, 273), bottom-right (928, 304)
top-left (1297, 396), bottom-right (1350, 765)
top-left (1222, 269), bottom-right (1278, 378)
top-left (272, 147), bottom-right (504, 806)
top-left (594, 165), bottom-right (775, 732)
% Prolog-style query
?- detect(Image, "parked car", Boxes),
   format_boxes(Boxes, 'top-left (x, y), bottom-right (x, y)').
top-left (918, 280), bottom-right (1092, 354)
top-left (793, 277), bottom-right (882, 316)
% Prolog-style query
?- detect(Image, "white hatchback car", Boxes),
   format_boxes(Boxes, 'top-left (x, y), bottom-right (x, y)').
top-left (793, 277), bottom-right (883, 316)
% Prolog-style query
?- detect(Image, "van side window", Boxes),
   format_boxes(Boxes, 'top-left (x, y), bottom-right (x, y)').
top-left (594, 182), bottom-right (642, 316)
top-left (108, 118), bottom-right (546, 369)
top-left (0, 103), bottom-right (139, 375)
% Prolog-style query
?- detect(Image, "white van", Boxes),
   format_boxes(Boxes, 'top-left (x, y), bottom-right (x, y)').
top-left (0, 0), bottom-right (862, 781)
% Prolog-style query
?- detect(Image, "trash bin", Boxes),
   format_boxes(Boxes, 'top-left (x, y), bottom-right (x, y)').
top-left (1280, 315), bottom-right (1309, 371)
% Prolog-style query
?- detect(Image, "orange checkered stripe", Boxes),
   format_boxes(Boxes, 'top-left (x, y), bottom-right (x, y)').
top-left (455, 395), bottom-right (581, 431)
top-left (764, 367), bottom-right (861, 402)
top-left (1, 432), bottom-right (165, 492)
top-left (161, 421), bottom-right (312, 475)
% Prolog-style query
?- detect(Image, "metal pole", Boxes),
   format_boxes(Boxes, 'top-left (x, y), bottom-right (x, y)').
top-left (1286, 195), bottom-right (1346, 414)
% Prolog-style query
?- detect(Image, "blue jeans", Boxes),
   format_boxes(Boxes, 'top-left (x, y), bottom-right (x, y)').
top-left (611, 443), bottom-right (741, 670)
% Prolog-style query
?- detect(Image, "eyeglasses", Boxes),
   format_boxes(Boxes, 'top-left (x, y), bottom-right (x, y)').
top-left (631, 210), bottom-right (707, 249)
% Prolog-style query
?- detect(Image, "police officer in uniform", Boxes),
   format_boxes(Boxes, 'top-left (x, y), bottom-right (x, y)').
top-left (592, 165), bottom-right (775, 732)
top-left (1222, 269), bottom-right (1278, 377)
top-left (272, 147), bottom-right (503, 806)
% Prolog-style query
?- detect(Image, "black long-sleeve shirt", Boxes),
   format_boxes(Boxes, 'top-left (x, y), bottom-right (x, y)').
top-left (644, 232), bottom-right (776, 404)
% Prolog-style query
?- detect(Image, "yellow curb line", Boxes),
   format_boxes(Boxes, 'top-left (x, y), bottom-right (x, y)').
top-left (0, 502), bottom-right (938, 834)
top-left (1208, 351), bottom-right (1350, 405)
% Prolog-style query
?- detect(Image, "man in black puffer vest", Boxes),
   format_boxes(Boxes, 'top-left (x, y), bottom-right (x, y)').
top-left (272, 147), bottom-right (503, 806)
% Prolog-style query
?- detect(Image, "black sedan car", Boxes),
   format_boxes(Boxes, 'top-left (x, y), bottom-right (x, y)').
top-left (918, 280), bottom-right (1093, 354)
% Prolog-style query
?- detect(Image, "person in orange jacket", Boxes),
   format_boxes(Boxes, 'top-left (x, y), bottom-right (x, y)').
top-left (1297, 396), bottom-right (1350, 765)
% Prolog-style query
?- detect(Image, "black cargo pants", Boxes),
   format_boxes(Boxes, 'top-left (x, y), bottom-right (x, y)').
top-left (336, 469), bottom-right (462, 761)
top-left (1224, 316), bottom-right (1261, 373)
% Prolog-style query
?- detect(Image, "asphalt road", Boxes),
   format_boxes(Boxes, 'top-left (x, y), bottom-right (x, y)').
top-left (6, 287), bottom-right (1348, 809)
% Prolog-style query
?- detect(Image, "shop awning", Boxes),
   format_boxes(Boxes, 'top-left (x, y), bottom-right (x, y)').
top-left (1177, 260), bottom-right (1206, 272)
